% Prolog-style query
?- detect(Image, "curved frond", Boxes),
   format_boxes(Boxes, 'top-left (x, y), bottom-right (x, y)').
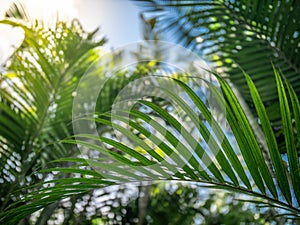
top-left (1, 70), bottom-right (300, 223)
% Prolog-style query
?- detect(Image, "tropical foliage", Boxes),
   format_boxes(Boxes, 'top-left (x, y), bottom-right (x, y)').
top-left (135, 0), bottom-right (300, 154)
top-left (0, 7), bottom-right (169, 224)
top-left (0, 0), bottom-right (300, 224)
top-left (0, 14), bottom-right (106, 223)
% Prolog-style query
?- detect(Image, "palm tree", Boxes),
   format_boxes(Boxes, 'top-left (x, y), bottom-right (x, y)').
top-left (0, 4), bottom-right (106, 223)
top-left (0, 4), bottom-right (163, 224)
top-left (1, 0), bottom-right (300, 224)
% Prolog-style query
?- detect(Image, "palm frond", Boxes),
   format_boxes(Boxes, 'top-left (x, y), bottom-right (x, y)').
top-left (133, 0), bottom-right (300, 153)
top-left (1, 69), bottom-right (300, 223)
top-left (0, 12), bottom-right (165, 223)
top-left (0, 17), bottom-right (105, 213)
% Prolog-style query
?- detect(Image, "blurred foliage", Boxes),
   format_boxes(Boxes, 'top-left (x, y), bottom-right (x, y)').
top-left (87, 183), bottom-right (286, 225)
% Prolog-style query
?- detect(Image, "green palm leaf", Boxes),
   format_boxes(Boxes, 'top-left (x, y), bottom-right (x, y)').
top-left (0, 6), bottom-right (165, 223)
top-left (2, 69), bottom-right (300, 223)
top-left (133, 0), bottom-right (300, 154)
top-left (0, 17), bottom-right (105, 215)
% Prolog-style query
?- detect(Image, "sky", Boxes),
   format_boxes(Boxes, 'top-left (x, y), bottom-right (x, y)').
top-left (0, 0), bottom-right (141, 64)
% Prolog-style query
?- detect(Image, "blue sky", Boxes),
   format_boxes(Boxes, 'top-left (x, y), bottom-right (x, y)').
top-left (0, 0), bottom-right (141, 63)
top-left (76, 0), bottom-right (141, 48)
